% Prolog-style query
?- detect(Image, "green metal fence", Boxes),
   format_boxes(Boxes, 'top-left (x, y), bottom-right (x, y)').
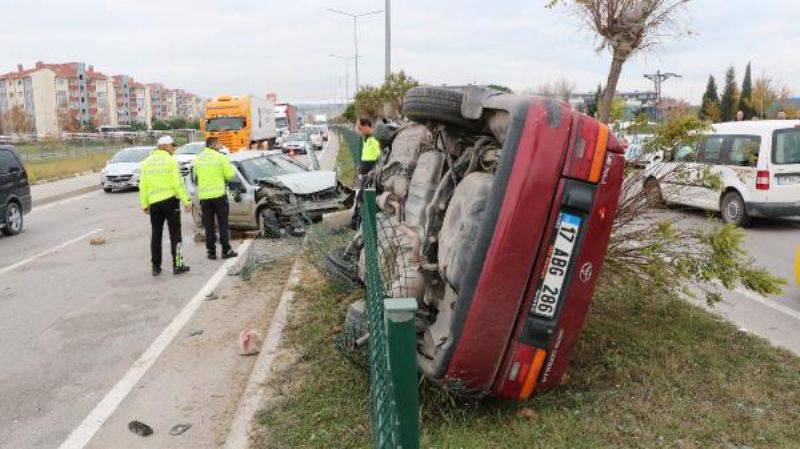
top-left (330, 125), bottom-right (363, 163)
top-left (360, 188), bottom-right (420, 449)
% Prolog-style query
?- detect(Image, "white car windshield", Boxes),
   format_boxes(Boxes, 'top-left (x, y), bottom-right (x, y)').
top-left (176, 143), bottom-right (204, 155)
top-left (111, 148), bottom-right (150, 163)
top-left (237, 155), bottom-right (307, 183)
top-left (288, 133), bottom-right (309, 142)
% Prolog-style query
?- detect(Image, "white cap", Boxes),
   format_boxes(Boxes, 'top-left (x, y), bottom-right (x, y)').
top-left (157, 135), bottom-right (174, 146)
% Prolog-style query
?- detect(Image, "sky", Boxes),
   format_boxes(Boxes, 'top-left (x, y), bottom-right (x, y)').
top-left (1, 0), bottom-right (798, 104)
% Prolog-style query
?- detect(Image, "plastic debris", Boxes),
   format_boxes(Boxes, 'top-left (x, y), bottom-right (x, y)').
top-left (89, 237), bottom-right (107, 245)
top-left (170, 423), bottom-right (192, 436)
top-left (238, 329), bottom-right (262, 356)
top-left (128, 420), bottom-right (153, 437)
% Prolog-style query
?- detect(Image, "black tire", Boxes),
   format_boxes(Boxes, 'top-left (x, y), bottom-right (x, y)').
top-left (259, 208), bottom-right (282, 238)
top-left (2, 201), bottom-right (23, 236)
top-left (403, 86), bottom-right (481, 131)
top-left (323, 247), bottom-right (362, 287)
top-left (103, 186), bottom-right (113, 193)
top-left (721, 191), bottom-right (750, 227)
top-left (373, 120), bottom-right (399, 147)
top-left (644, 178), bottom-right (665, 208)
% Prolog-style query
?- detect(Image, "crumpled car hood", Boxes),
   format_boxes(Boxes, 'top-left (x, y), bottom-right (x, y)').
top-left (271, 171), bottom-right (337, 195)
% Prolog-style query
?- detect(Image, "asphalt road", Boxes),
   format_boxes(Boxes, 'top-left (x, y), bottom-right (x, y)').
top-left (0, 189), bottom-right (225, 449)
top-left (664, 208), bottom-right (800, 354)
top-left (0, 143), bottom-right (338, 449)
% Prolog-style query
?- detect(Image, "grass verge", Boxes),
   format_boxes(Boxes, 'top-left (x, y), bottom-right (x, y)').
top-left (256, 264), bottom-right (800, 449)
top-left (335, 133), bottom-right (356, 188)
top-left (26, 150), bottom-right (116, 183)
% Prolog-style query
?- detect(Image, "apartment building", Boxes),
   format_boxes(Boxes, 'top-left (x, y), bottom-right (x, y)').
top-left (1, 61), bottom-right (205, 135)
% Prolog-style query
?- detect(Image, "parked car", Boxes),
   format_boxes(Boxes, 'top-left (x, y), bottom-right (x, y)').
top-left (100, 147), bottom-right (152, 192)
top-left (281, 133), bottom-right (313, 154)
top-left (623, 133), bottom-right (657, 168)
top-left (330, 86), bottom-right (625, 399)
top-left (0, 145), bottom-right (32, 236)
top-left (187, 151), bottom-right (349, 237)
top-left (174, 141), bottom-right (206, 177)
top-left (643, 120), bottom-right (800, 226)
top-left (301, 125), bottom-right (326, 150)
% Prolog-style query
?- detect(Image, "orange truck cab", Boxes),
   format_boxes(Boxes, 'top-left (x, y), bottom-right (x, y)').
top-left (202, 95), bottom-right (277, 152)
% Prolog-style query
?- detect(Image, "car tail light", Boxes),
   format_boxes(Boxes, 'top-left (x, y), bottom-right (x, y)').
top-left (496, 342), bottom-right (548, 399)
top-left (563, 119), bottom-right (609, 183)
top-left (756, 170), bottom-right (770, 190)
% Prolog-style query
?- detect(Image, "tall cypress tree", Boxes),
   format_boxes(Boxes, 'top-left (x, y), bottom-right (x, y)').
top-left (699, 75), bottom-right (721, 122)
top-left (740, 62), bottom-right (754, 119)
top-left (720, 66), bottom-right (739, 122)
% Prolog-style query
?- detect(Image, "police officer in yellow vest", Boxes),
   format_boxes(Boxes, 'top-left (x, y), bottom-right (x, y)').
top-left (193, 137), bottom-right (238, 260)
top-left (351, 116), bottom-right (381, 229)
top-left (139, 135), bottom-right (192, 276)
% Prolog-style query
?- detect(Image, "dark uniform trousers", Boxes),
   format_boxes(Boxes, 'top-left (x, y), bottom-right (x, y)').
top-left (200, 195), bottom-right (231, 255)
top-left (150, 197), bottom-right (182, 269)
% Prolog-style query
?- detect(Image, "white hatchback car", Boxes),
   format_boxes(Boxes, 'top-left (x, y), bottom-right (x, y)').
top-left (644, 120), bottom-right (800, 226)
top-left (100, 146), bottom-right (152, 192)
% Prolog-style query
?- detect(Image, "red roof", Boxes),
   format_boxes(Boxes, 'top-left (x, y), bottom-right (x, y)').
top-left (0, 62), bottom-right (79, 79)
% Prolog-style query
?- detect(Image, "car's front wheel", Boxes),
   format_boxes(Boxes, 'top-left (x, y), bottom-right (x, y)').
top-left (259, 208), bottom-right (282, 238)
top-left (721, 191), bottom-right (750, 227)
top-left (103, 186), bottom-right (113, 193)
top-left (2, 201), bottom-right (23, 236)
top-left (644, 178), bottom-right (665, 208)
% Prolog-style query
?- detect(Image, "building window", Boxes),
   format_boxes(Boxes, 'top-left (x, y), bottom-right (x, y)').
top-left (79, 74), bottom-right (83, 81)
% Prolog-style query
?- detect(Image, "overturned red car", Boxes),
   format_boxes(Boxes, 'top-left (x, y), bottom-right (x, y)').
top-left (336, 85), bottom-right (624, 399)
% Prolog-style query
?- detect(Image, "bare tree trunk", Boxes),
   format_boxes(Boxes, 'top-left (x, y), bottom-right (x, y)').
top-left (599, 52), bottom-right (627, 124)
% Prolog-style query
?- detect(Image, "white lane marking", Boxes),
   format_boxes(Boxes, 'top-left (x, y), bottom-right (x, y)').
top-left (223, 259), bottom-right (301, 449)
top-left (31, 190), bottom-right (102, 214)
top-left (0, 229), bottom-right (103, 275)
top-left (734, 287), bottom-right (800, 322)
top-left (57, 238), bottom-right (254, 449)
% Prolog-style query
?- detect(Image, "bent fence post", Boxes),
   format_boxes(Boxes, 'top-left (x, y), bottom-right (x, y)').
top-left (360, 188), bottom-right (420, 449)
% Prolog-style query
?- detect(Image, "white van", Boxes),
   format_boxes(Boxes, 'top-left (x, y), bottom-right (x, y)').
top-left (644, 120), bottom-right (800, 226)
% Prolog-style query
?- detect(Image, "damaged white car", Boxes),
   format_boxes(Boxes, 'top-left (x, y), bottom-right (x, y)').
top-left (187, 150), bottom-right (351, 237)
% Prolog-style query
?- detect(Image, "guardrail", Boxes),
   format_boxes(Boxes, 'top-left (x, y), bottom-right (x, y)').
top-left (361, 188), bottom-right (420, 449)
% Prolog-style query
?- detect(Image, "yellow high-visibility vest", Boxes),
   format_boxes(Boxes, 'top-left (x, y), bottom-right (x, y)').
top-left (139, 149), bottom-right (190, 208)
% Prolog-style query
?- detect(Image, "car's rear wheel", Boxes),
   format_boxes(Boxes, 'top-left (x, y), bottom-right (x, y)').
top-left (644, 178), bottom-right (665, 208)
top-left (259, 208), bottom-right (282, 238)
top-left (2, 202), bottom-right (23, 236)
top-left (721, 191), bottom-right (750, 227)
top-left (191, 203), bottom-right (203, 228)
top-left (403, 86), bottom-right (482, 131)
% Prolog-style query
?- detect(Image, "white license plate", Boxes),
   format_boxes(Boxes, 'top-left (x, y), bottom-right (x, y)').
top-left (530, 212), bottom-right (582, 319)
top-left (777, 175), bottom-right (800, 186)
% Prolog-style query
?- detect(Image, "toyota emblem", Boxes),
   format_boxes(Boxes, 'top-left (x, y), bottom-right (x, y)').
top-left (579, 262), bottom-right (593, 283)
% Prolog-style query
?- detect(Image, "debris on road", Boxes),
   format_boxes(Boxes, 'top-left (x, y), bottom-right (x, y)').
top-left (169, 423), bottom-right (192, 436)
top-left (189, 329), bottom-right (204, 337)
top-left (89, 236), bottom-right (106, 245)
top-left (238, 329), bottom-right (262, 356)
top-left (128, 420), bottom-right (153, 437)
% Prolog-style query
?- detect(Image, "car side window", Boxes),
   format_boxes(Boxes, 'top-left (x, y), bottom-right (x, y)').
top-left (673, 145), bottom-right (697, 162)
top-left (727, 136), bottom-right (761, 167)
top-left (0, 150), bottom-right (20, 174)
top-left (698, 136), bottom-right (725, 164)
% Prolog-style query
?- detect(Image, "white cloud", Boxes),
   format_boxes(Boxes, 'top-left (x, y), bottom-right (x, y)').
top-left (0, 0), bottom-right (797, 103)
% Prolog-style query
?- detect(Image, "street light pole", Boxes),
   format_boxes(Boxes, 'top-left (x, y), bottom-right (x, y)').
top-left (328, 7), bottom-right (382, 93)
top-left (385, 0), bottom-right (391, 79)
top-left (331, 54), bottom-right (361, 102)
